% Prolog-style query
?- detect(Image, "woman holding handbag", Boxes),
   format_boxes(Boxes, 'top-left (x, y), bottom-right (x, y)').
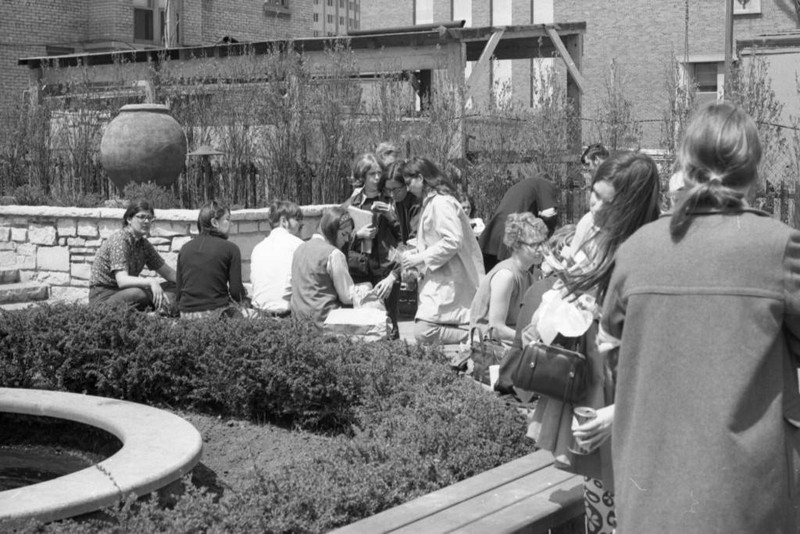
top-left (601, 102), bottom-right (800, 533)
top-left (522, 151), bottom-right (661, 534)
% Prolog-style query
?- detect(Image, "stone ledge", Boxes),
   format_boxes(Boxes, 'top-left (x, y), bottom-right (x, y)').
top-left (0, 204), bottom-right (338, 222)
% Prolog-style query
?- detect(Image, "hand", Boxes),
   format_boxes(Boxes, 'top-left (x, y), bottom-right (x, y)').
top-left (373, 274), bottom-right (396, 300)
top-left (356, 224), bottom-right (377, 240)
top-left (401, 252), bottom-right (423, 272)
top-left (373, 201), bottom-right (396, 222)
top-left (149, 279), bottom-right (165, 310)
top-left (572, 405), bottom-right (614, 453)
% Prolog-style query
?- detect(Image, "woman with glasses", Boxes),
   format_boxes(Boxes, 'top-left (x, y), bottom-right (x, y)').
top-left (88, 200), bottom-right (177, 312)
top-left (383, 161), bottom-right (421, 244)
top-left (469, 213), bottom-right (547, 344)
top-left (400, 157), bottom-right (485, 345)
top-left (290, 206), bottom-right (355, 326)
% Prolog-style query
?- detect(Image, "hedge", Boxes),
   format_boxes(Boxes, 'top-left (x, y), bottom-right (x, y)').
top-left (0, 303), bottom-right (533, 533)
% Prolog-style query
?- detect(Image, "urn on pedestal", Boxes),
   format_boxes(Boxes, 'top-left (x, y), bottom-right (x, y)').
top-left (100, 104), bottom-right (187, 191)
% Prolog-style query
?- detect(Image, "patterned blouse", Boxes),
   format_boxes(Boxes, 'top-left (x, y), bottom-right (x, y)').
top-left (90, 227), bottom-right (165, 288)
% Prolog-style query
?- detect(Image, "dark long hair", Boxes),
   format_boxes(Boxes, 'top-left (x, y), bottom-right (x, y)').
top-left (319, 206), bottom-right (353, 245)
top-left (568, 151), bottom-right (661, 299)
top-left (402, 157), bottom-right (457, 197)
top-left (670, 101), bottom-right (761, 241)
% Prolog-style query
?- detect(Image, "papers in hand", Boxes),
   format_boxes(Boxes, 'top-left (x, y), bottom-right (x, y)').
top-left (347, 206), bottom-right (374, 230)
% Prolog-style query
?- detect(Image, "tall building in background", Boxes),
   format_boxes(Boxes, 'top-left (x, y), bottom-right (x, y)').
top-left (312, 0), bottom-right (361, 37)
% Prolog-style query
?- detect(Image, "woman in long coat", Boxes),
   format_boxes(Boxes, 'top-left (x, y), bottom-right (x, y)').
top-left (601, 101), bottom-right (800, 533)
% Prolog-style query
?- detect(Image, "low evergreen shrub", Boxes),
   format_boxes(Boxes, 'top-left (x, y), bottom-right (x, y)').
top-left (0, 303), bottom-right (532, 533)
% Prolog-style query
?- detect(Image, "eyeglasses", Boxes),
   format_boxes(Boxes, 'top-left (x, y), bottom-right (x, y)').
top-left (385, 184), bottom-right (406, 195)
top-left (520, 241), bottom-right (546, 252)
top-left (133, 214), bottom-right (155, 222)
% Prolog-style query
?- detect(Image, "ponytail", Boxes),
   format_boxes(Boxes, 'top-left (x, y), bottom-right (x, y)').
top-left (671, 101), bottom-right (760, 240)
top-left (669, 172), bottom-right (747, 241)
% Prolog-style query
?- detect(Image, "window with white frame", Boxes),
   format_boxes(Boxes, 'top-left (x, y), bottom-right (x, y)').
top-left (133, 0), bottom-right (179, 45)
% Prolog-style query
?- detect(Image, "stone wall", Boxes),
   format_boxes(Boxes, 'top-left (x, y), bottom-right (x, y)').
top-left (0, 205), bottom-right (331, 303)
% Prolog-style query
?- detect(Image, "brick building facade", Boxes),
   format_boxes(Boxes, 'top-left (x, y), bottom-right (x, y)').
top-left (1, 0), bottom-right (314, 122)
top-left (361, 0), bottom-right (800, 148)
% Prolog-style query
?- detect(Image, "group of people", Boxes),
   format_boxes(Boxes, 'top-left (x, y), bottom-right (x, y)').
top-left (85, 101), bottom-right (800, 533)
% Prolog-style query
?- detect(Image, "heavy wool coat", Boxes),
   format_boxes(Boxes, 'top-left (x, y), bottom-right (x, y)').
top-left (602, 210), bottom-right (800, 534)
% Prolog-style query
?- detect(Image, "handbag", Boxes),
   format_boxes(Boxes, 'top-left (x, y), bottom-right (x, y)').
top-left (511, 336), bottom-right (588, 404)
top-left (469, 327), bottom-right (507, 386)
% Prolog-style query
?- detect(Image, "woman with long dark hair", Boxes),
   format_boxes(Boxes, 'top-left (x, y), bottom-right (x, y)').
top-left (400, 157), bottom-right (485, 345)
top-left (290, 206), bottom-right (355, 325)
top-left (601, 102), bottom-right (800, 533)
top-left (524, 151), bottom-right (661, 534)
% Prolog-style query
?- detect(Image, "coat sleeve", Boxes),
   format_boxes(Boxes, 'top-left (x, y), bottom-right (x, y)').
top-left (600, 246), bottom-right (629, 378)
top-left (419, 196), bottom-right (464, 272)
top-left (782, 230), bottom-right (800, 425)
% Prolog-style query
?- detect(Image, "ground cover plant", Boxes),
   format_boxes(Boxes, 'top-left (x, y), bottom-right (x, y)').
top-left (0, 303), bottom-right (532, 533)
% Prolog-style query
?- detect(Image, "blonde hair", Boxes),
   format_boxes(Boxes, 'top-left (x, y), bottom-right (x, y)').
top-left (503, 212), bottom-right (548, 251)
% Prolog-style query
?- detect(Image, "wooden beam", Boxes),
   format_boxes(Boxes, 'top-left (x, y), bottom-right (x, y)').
top-left (545, 26), bottom-right (586, 94)
top-left (465, 29), bottom-right (505, 102)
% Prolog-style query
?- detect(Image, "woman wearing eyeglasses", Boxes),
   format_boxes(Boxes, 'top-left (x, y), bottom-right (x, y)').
top-left (400, 157), bottom-right (485, 345)
top-left (89, 200), bottom-right (176, 312)
top-left (383, 161), bottom-right (421, 244)
top-left (469, 213), bottom-right (547, 345)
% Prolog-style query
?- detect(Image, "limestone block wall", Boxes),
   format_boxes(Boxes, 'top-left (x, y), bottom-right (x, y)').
top-left (0, 205), bottom-right (332, 303)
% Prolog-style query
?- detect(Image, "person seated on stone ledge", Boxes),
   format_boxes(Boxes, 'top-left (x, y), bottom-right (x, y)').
top-left (88, 199), bottom-right (176, 312)
top-left (249, 200), bottom-right (304, 317)
top-left (176, 201), bottom-right (246, 319)
top-left (290, 206), bottom-right (355, 326)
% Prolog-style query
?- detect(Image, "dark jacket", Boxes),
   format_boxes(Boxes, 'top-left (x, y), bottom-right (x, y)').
top-left (603, 210), bottom-right (800, 534)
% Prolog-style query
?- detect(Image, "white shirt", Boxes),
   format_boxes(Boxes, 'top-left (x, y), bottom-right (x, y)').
top-left (250, 227), bottom-right (303, 312)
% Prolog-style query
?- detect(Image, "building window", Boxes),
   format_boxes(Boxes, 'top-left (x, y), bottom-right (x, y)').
top-left (327, 0), bottom-right (333, 5)
top-left (327, 14), bottom-right (334, 23)
top-left (688, 62), bottom-right (723, 105)
top-left (340, 0), bottom-right (345, 7)
top-left (133, 0), bottom-right (179, 45)
top-left (313, 30), bottom-right (320, 36)
top-left (313, 13), bottom-right (319, 21)
top-left (133, 0), bottom-right (154, 41)
top-left (340, 16), bottom-right (345, 24)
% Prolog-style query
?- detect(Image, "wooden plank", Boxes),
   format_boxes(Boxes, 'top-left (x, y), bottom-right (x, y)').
top-left (465, 29), bottom-right (505, 102)
top-left (331, 451), bottom-right (552, 534)
top-left (544, 26), bottom-right (586, 94)
top-left (391, 466), bottom-right (580, 533)
top-left (456, 476), bottom-right (584, 534)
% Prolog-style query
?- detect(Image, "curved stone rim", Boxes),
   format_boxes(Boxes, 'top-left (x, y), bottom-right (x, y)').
top-left (0, 388), bottom-right (203, 523)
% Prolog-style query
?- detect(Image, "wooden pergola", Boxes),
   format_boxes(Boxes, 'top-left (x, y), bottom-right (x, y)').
top-left (19, 21), bottom-right (586, 157)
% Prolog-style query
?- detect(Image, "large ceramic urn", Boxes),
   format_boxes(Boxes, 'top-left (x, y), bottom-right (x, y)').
top-left (100, 104), bottom-right (187, 190)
